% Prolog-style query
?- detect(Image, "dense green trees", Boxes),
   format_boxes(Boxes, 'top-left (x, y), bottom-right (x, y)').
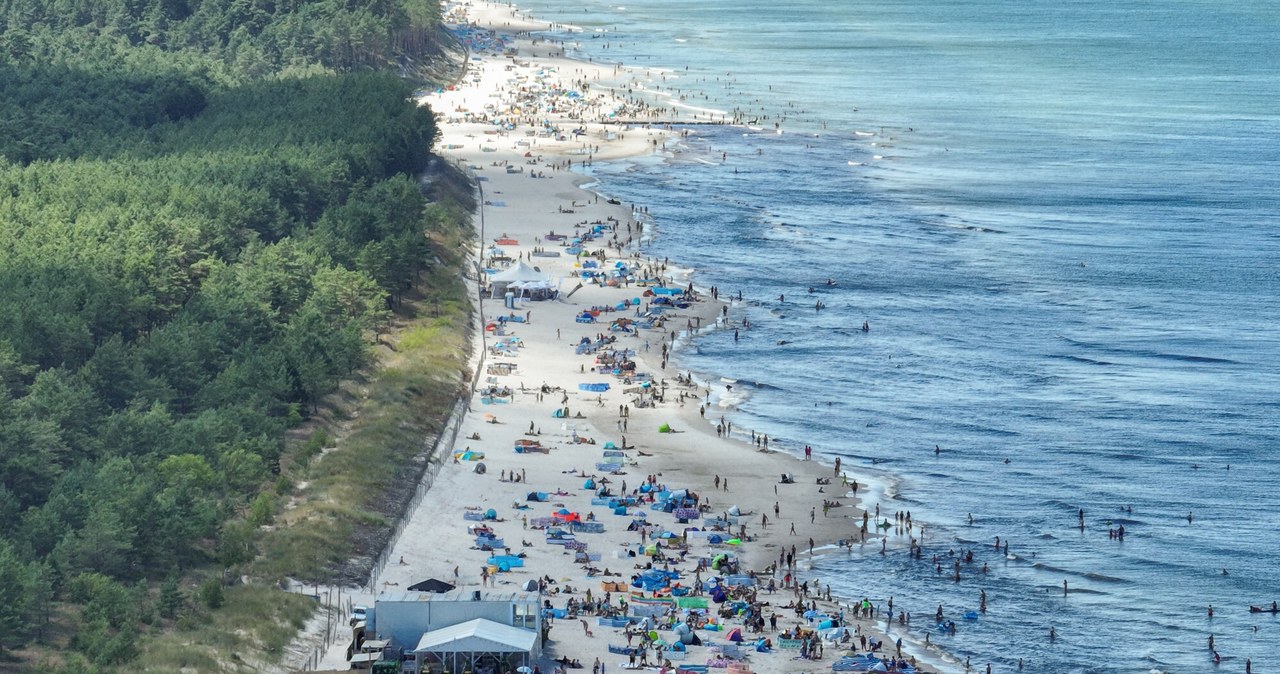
top-left (0, 0), bottom-right (456, 662)
top-left (0, 0), bottom-right (441, 75)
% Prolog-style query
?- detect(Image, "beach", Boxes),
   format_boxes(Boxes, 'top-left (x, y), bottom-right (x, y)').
top-left (290, 0), bottom-right (1280, 670)
top-left (300, 3), bottom-right (946, 673)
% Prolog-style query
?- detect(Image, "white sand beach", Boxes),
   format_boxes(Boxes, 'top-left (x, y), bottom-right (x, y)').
top-left (302, 3), bottom-right (947, 673)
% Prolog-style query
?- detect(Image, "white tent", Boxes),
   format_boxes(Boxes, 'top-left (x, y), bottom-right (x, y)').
top-left (413, 618), bottom-right (538, 674)
top-left (508, 279), bottom-right (557, 301)
top-left (490, 261), bottom-right (550, 298)
top-left (491, 261), bottom-right (548, 283)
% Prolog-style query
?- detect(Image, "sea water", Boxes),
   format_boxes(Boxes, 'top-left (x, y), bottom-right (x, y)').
top-left (510, 0), bottom-right (1280, 670)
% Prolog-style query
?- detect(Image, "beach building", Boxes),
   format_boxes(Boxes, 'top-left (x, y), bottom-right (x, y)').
top-left (369, 590), bottom-right (542, 674)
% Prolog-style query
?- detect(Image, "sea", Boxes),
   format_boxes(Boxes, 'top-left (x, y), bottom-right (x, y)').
top-left (505, 0), bottom-right (1280, 671)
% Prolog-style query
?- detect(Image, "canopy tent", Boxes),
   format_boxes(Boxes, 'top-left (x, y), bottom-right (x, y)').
top-left (413, 618), bottom-right (538, 674)
top-left (508, 279), bottom-right (556, 300)
top-left (490, 261), bottom-right (550, 298)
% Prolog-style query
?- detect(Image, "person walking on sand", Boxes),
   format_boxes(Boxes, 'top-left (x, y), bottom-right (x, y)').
top-left (789, 522), bottom-right (796, 535)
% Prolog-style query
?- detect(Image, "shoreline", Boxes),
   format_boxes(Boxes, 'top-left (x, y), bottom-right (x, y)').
top-left (300, 2), bottom-right (950, 672)
top-left (317, 7), bottom-right (1280, 674)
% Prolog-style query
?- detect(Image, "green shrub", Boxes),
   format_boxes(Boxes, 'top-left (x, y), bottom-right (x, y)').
top-left (197, 578), bottom-right (225, 610)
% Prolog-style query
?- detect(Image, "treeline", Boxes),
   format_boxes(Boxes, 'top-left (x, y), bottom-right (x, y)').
top-left (0, 0), bottom-right (459, 666)
top-left (0, 0), bottom-right (442, 76)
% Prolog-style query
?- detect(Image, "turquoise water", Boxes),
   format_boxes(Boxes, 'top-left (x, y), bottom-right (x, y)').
top-left (502, 0), bottom-right (1280, 670)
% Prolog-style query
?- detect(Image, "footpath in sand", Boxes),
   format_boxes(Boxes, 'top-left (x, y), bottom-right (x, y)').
top-left (310, 3), bottom-right (945, 674)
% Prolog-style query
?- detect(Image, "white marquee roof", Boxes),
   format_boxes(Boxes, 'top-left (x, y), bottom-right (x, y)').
top-left (413, 618), bottom-right (537, 654)
top-left (491, 261), bottom-right (549, 283)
